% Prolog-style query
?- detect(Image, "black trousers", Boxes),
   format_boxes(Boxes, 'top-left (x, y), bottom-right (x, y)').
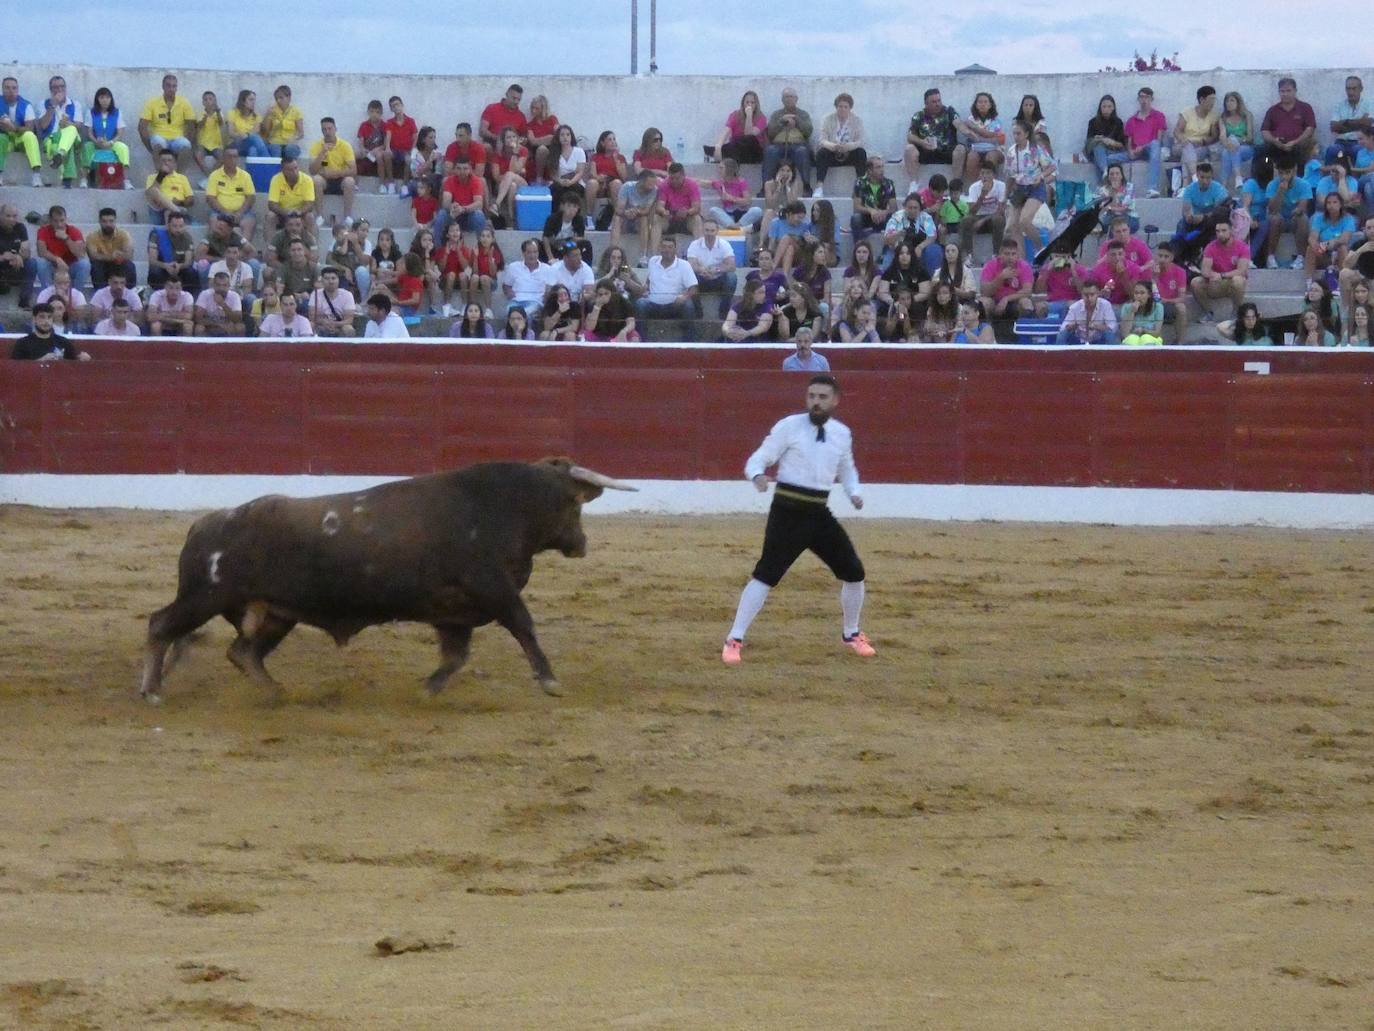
top-left (815, 146), bottom-right (868, 185)
top-left (751, 493), bottom-right (865, 587)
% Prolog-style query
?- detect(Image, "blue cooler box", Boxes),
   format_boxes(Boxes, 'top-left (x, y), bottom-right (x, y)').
top-left (245, 157), bottom-right (278, 193)
top-left (515, 186), bottom-right (552, 231)
top-left (720, 230), bottom-right (747, 268)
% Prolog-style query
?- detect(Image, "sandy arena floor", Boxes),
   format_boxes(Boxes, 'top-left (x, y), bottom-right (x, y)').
top-left (1, 504), bottom-right (1372, 1030)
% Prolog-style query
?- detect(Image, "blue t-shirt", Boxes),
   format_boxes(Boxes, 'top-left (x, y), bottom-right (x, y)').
top-left (1312, 212), bottom-right (1356, 243)
top-left (1181, 179), bottom-right (1228, 214)
top-left (767, 217), bottom-right (815, 243)
top-left (1264, 176), bottom-right (1314, 218)
top-left (1301, 158), bottom-right (1323, 189)
top-left (1313, 174), bottom-right (1354, 201)
top-left (1355, 147), bottom-right (1374, 174)
top-left (1240, 178), bottom-right (1268, 221)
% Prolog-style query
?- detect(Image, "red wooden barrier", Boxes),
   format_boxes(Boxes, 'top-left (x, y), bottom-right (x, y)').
top-left (3, 356), bottom-right (1373, 493)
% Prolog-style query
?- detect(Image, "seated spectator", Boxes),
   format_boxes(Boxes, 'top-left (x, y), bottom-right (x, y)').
top-left (830, 279), bottom-right (866, 336)
top-left (443, 121), bottom-right (487, 178)
top-left (146, 210), bottom-right (198, 290)
top-left (883, 192), bottom-right (938, 269)
top-left (524, 95), bottom-right (558, 177)
top-left (1306, 191), bottom-right (1356, 277)
top-left (0, 204), bottom-right (37, 307)
top-left (308, 266), bottom-right (358, 337)
top-left (487, 127), bottom-right (530, 226)
top-left (775, 282), bottom-right (826, 340)
top-left (36, 205), bottom-right (91, 291)
top-left (1218, 91), bottom-right (1256, 191)
top-left (356, 100), bottom-right (392, 190)
top-left (1003, 120), bottom-right (1054, 254)
top-left (193, 211), bottom-right (254, 281)
top-left (501, 238), bottom-right (552, 315)
top-left (782, 325), bottom-right (829, 370)
top-left (1326, 75), bottom-right (1371, 167)
top-left (407, 126), bottom-right (442, 197)
top-left (955, 91), bottom-right (1005, 185)
top-left (636, 237), bottom-right (701, 326)
top-left (1088, 239), bottom-right (1144, 307)
top-left (1218, 301), bottom-right (1274, 345)
top-left (1343, 302), bottom-right (1372, 346)
top-left (451, 301), bottom-right (495, 339)
top-left (405, 230), bottom-right (443, 314)
top-left (145, 149), bottom-right (194, 225)
top-left (1173, 86), bottom-right (1221, 184)
top-left (268, 155), bottom-right (316, 229)
top-left (1175, 162), bottom-right (1229, 238)
top-left (408, 178), bottom-right (438, 231)
top-left (85, 208), bottom-right (136, 289)
top-left (547, 124), bottom-right (587, 205)
top-left (309, 118), bottom-right (358, 226)
top-left (879, 240), bottom-right (931, 309)
top-left (35, 75), bottom-right (86, 189)
top-left (1057, 281), bottom-right (1118, 344)
top-left (1263, 160), bottom-right (1314, 269)
top-left (587, 131), bottom-right (628, 230)
top-left (280, 238), bottom-right (319, 305)
top-left (226, 89), bottom-right (268, 158)
top-left (1084, 94), bottom-right (1129, 183)
top-left (767, 201), bottom-right (817, 275)
top-left (1119, 280), bottom-right (1165, 344)
top-left (953, 299), bottom-right (995, 344)
top-left (497, 306), bottom-right (535, 341)
top-left (262, 84), bottom-right (304, 158)
top-left (539, 194), bottom-right (591, 264)
top-left (814, 93), bottom-right (866, 196)
top-left (1034, 252), bottom-right (1089, 319)
top-left (960, 161), bottom-right (1007, 255)
top-left (583, 281), bottom-right (639, 342)
top-left (721, 278), bottom-right (773, 342)
top-left (980, 238), bottom-right (1035, 318)
top-left (479, 84), bottom-right (527, 151)
top-left (1312, 161), bottom-right (1358, 212)
top-left (88, 269), bottom-right (143, 325)
top-left (903, 87), bottom-right (961, 181)
top-left (435, 156), bottom-right (489, 240)
top-left (842, 240), bottom-right (882, 306)
top-left (712, 91), bottom-right (767, 164)
top-left (147, 278), bottom-right (195, 336)
top-left (837, 300), bottom-right (880, 343)
top-left (595, 246), bottom-right (646, 300)
top-left (205, 145), bottom-right (258, 244)
top-left (703, 158), bottom-right (764, 233)
top-left (208, 241), bottom-right (256, 304)
top-left (193, 270), bottom-right (244, 336)
top-left (1123, 87), bottom-right (1168, 199)
top-left (363, 293), bottom-right (409, 338)
top-left (539, 284), bottom-right (581, 341)
top-left (1151, 240), bottom-right (1190, 343)
top-left (747, 247), bottom-right (789, 307)
top-left (1016, 94), bottom-right (1048, 135)
top-left (1340, 275), bottom-right (1371, 339)
top-left (656, 163), bottom-right (704, 244)
top-left (1301, 278), bottom-right (1342, 338)
top-left (465, 225), bottom-right (504, 311)
top-left (761, 159), bottom-right (804, 235)
top-left (799, 243), bottom-right (836, 314)
top-left (933, 241), bottom-right (975, 304)
top-left (1, 77), bottom-right (45, 187)
top-left (34, 265), bottom-right (87, 328)
top-left (546, 239), bottom-right (596, 308)
top-left (138, 74), bottom-right (194, 169)
top-left (921, 280), bottom-right (960, 342)
top-left (850, 153), bottom-right (897, 243)
top-left (1097, 166), bottom-right (1138, 233)
top-left (762, 88), bottom-right (813, 192)
top-left (258, 289), bottom-right (313, 337)
top-left (94, 297), bottom-right (141, 337)
top-left (326, 222), bottom-right (370, 301)
top-left (82, 86), bottom-right (135, 187)
top-left (687, 219), bottom-right (738, 319)
top-left (1294, 308), bottom-right (1336, 346)
top-left (1191, 218), bottom-right (1250, 321)
top-left (933, 178), bottom-right (969, 245)
top-left (1255, 78), bottom-right (1317, 186)
top-left (10, 303), bottom-right (90, 361)
top-left (632, 127), bottom-right (673, 182)
top-left (191, 90), bottom-right (224, 188)
top-left (269, 211), bottom-right (317, 271)
top-left (369, 227), bottom-right (402, 293)
top-left (433, 222), bottom-right (471, 315)
top-left (878, 284), bottom-right (916, 341)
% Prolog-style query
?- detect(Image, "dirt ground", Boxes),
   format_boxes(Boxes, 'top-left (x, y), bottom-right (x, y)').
top-left (1, 504), bottom-right (1372, 1030)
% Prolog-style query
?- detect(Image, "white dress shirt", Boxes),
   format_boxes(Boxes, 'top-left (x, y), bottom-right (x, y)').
top-left (645, 255), bottom-right (698, 304)
top-left (745, 413), bottom-right (861, 498)
top-left (504, 259), bottom-right (552, 305)
top-left (364, 312), bottom-right (410, 338)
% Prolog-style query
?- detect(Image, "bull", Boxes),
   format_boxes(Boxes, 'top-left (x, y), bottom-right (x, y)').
top-left (140, 458), bottom-right (635, 703)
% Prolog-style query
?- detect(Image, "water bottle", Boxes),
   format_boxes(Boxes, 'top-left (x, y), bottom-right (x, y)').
top-left (675, 133), bottom-right (686, 159)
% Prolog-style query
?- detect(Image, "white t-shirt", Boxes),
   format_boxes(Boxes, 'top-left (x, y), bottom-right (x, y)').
top-left (194, 288), bottom-right (243, 313)
top-left (547, 259), bottom-right (595, 297)
top-left (966, 179), bottom-right (1007, 216)
top-left (504, 260), bottom-right (552, 304)
top-left (209, 259), bottom-right (255, 294)
top-left (94, 317), bottom-right (141, 336)
top-left (149, 289), bottom-right (194, 318)
top-left (364, 312), bottom-right (410, 337)
top-left (556, 146), bottom-right (587, 179)
top-left (35, 286), bottom-right (86, 309)
top-left (686, 237), bottom-right (734, 276)
top-left (89, 286), bottom-right (144, 317)
top-left (309, 287), bottom-right (357, 320)
top-left (258, 313), bottom-right (315, 337)
top-left (645, 255), bottom-right (698, 304)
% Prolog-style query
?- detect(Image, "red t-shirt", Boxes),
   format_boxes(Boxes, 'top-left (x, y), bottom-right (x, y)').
top-left (435, 244), bottom-right (474, 277)
top-left (441, 174), bottom-right (486, 207)
top-left (394, 273), bottom-right (423, 307)
top-left (472, 244), bottom-right (504, 278)
top-left (411, 194), bottom-right (439, 225)
top-left (357, 118), bottom-right (387, 152)
top-left (592, 152), bottom-right (626, 178)
top-left (481, 101), bottom-right (527, 139)
top-left (632, 148), bottom-right (673, 172)
top-left (443, 139), bottom-right (487, 169)
top-left (386, 115), bottom-right (419, 151)
top-left (525, 115), bottom-right (558, 142)
top-left (38, 224), bottom-right (84, 266)
top-left (490, 146), bottom-right (529, 177)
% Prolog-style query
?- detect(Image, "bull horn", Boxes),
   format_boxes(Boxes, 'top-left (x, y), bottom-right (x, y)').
top-left (568, 466), bottom-right (638, 492)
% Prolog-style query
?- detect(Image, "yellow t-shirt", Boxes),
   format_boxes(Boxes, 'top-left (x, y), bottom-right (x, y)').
top-left (227, 108), bottom-right (260, 139)
top-left (268, 170), bottom-right (316, 210)
top-left (1180, 107), bottom-right (1220, 144)
top-left (140, 95), bottom-right (196, 140)
top-left (309, 138), bottom-right (355, 174)
top-left (264, 103), bottom-right (304, 146)
top-left (207, 167), bottom-right (255, 212)
top-left (145, 171), bottom-right (194, 206)
top-left (197, 111), bottom-right (224, 151)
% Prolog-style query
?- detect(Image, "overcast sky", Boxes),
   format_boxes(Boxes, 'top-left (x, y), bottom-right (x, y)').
top-left (5, 1), bottom-right (1371, 77)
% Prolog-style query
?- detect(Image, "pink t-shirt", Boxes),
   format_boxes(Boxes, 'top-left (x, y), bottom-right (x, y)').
top-left (1115, 236), bottom-right (1152, 267)
top-left (1088, 258), bottom-right (1145, 305)
top-left (712, 176), bottom-right (752, 207)
top-left (1154, 263), bottom-right (1188, 302)
top-left (980, 257), bottom-right (1033, 301)
top-left (1041, 263), bottom-right (1087, 303)
top-left (1124, 109), bottom-right (1168, 150)
top-left (1203, 238), bottom-right (1250, 275)
top-left (725, 110), bottom-right (767, 142)
top-left (657, 176), bottom-right (701, 215)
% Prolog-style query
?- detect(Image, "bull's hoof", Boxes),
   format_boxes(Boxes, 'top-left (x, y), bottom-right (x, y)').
top-left (539, 678), bottom-right (563, 697)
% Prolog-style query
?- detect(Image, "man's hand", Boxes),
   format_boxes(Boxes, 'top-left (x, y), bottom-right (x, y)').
top-left (752, 474), bottom-right (769, 493)
top-left (850, 494), bottom-right (864, 510)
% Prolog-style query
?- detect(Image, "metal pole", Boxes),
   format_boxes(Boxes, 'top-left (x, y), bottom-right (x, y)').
top-left (630, 0), bottom-right (638, 75)
top-left (649, 0), bottom-right (658, 74)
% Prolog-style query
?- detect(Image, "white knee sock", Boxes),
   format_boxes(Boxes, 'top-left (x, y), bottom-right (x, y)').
top-left (728, 579), bottom-right (771, 641)
top-left (841, 580), bottom-right (865, 637)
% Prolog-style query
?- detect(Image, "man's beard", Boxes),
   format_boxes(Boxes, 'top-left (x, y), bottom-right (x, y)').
top-left (809, 409), bottom-right (830, 426)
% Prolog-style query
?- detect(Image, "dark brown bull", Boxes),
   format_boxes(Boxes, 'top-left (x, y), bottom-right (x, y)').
top-left (140, 458), bottom-right (635, 703)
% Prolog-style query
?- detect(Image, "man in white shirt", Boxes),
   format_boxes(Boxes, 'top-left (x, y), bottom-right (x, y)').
top-left (88, 269), bottom-right (144, 325)
top-left (1056, 281), bottom-right (1118, 345)
top-left (502, 238), bottom-right (552, 316)
top-left (960, 161), bottom-right (1006, 255)
top-left (94, 298), bottom-right (142, 337)
top-left (1327, 75), bottom-right (1372, 165)
top-left (309, 266), bottom-right (358, 337)
top-left (258, 291), bottom-right (315, 337)
top-left (363, 293), bottom-right (409, 338)
top-left (545, 240), bottom-right (596, 306)
top-left (194, 271), bottom-right (244, 336)
top-left (636, 238), bottom-right (701, 330)
top-left (208, 242), bottom-right (257, 300)
top-left (722, 374), bottom-right (874, 665)
top-left (686, 218), bottom-right (737, 319)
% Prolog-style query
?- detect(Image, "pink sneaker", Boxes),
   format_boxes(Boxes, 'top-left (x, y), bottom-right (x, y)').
top-left (843, 632), bottom-right (876, 657)
top-left (721, 638), bottom-right (743, 665)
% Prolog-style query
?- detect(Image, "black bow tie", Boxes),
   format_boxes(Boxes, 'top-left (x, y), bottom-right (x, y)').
top-left (815, 425), bottom-right (826, 443)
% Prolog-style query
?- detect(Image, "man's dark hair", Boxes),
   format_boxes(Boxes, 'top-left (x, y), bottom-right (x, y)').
top-left (809, 374), bottom-right (839, 393)
top-left (320, 266), bottom-right (340, 278)
top-left (368, 293), bottom-right (392, 312)
top-left (667, 162), bottom-right (684, 174)
top-left (1196, 161), bottom-right (1213, 175)
top-left (979, 157), bottom-right (997, 173)
top-left (48, 204), bottom-right (67, 219)
top-left (782, 200), bottom-right (807, 216)
top-left (167, 210), bottom-right (186, 222)
top-left (320, 116), bottom-right (336, 127)
top-left (1274, 155), bottom-right (1298, 172)
top-left (1156, 240), bottom-right (1176, 255)
top-left (158, 148), bottom-right (175, 160)
top-left (1107, 240), bottom-right (1124, 251)
top-left (923, 88), bottom-right (940, 101)
top-left (99, 207), bottom-right (116, 219)
top-left (32, 302), bottom-right (54, 315)
top-left (108, 269), bottom-right (126, 281)
top-left (1278, 76), bottom-right (1297, 90)
top-left (928, 173), bottom-right (948, 192)
top-left (455, 121), bottom-right (471, 133)
top-left (1197, 85), bottom-right (1216, 101)
top-left (507, 83), bottom-right (523, 94)
top-left (367, 99), bottom-right (383, 111)
top-left (112, 298), bottom-right (131, 309)
top-left (388, 95), bottom-right (403, 106)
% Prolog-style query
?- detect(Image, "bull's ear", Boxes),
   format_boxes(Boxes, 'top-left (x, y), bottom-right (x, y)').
top-left (572, 483), bottom-right (605, 504)
top-left (538, 456), bottom-right (575, 474)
